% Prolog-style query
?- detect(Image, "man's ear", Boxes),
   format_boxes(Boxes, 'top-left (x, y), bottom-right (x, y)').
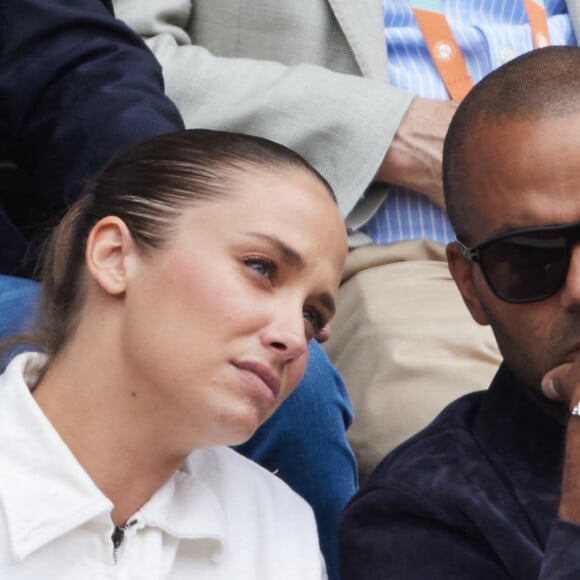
top-left (85, 216), bottom-right (136, 295)
top-left (446, 242), bottom-right (490, 326)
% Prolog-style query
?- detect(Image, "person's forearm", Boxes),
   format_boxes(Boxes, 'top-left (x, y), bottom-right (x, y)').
top-left (374, 97), bottom-right (460, 209)
top-left (0, 0), bottom-right (183, 212)
top-left (149, 37), bottom-right (414, 220)
top-left (113, 0), bottom-right (414, 220)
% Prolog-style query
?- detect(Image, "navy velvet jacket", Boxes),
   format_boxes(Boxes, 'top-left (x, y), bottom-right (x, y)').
top-left (340, 364), bottom-right (580, 579)
top-left (0, 0), bottom-right (183, 275)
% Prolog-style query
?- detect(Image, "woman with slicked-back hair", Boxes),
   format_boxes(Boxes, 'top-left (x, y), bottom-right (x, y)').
top-left (0, 128), bottom-right (347, 578)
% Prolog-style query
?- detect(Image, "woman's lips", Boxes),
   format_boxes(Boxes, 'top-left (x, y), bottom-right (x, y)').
top-left (233, 360), bottom-right (281, 404)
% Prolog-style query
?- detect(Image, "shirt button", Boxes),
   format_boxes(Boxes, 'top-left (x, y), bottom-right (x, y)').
top-left (499, 46), bottom-right (516, 63)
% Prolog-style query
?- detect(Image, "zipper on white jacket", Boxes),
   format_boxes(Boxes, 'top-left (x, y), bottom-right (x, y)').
top-left (112, 518), bottom-right (138, 565)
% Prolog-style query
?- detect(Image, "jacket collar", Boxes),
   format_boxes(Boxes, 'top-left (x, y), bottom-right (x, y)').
top-left (0, 353), bottom-right (112, 559)
top-left (0, 353), bottom-right (225, 561)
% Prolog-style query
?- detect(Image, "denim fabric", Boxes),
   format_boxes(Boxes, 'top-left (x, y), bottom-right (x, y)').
top-left (340, 363), bottom-right (580, 579)
top-left (0, 274), bottom-right (356, 580)
top-left (0, 275), bottom-right (38, 340)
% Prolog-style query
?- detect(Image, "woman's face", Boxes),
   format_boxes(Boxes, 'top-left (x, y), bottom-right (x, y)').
top-left (117, 167), bottom-right (347, 449)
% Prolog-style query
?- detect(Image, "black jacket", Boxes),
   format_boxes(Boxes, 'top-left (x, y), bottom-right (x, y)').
top-left (0, 0), bottom-right (183, 275)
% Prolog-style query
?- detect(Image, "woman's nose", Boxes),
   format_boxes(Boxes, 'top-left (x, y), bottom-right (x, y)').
top-left (261, 308), bottom-right (308, 361)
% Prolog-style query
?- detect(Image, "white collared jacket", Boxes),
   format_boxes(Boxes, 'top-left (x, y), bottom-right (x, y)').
top-left (0, 353), bottom-right (326, 579)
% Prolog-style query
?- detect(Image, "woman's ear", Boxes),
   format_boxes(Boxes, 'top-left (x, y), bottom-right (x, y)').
top-left (446, 242), bottom-right (490, 326)
top-left (85, 216), bottom-right (136, 296)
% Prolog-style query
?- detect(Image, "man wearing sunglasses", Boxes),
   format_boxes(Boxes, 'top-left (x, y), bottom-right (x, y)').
top-left (340, 45), bottom-right (580, 579)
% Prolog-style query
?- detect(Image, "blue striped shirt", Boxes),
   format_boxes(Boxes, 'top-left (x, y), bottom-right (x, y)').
top-left (360, 0), bottom-right (575, 245)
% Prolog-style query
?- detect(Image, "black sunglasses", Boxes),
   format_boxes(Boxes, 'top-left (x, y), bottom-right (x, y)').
top-left (456, 221), bottom-right (580, 304)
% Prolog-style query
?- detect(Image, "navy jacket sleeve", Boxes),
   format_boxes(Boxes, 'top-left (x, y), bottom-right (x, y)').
top-left (0, 0), bottom-right (183, 219)
top-left (340, 488), bottom-right (580, 580)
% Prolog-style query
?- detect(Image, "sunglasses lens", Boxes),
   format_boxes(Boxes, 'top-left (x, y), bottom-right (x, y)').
top-left (480, 233), bottom-right (569, 302)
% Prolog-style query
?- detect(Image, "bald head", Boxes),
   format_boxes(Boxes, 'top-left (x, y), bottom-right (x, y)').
top-left (443, 45), bottom-right (580, 239)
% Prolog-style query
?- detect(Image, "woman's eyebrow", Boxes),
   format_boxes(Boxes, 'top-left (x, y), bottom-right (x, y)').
top-left (244, 232), bottom-right (305, 269)
top-left (243, 232), bottom-right (336, 315)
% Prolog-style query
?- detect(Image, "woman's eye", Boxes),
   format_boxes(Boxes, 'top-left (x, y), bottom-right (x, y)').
top-left (245, 258), bottom-right (275, 280)
top-left (303, 308), bottom-right (323, 335)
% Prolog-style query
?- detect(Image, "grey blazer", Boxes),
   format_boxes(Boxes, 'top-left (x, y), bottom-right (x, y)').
top-left (113, 0), bottom-right (580, 240)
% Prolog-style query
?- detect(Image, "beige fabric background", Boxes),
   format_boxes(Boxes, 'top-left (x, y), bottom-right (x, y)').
top-left (324, 240), bottom-right (502, 482)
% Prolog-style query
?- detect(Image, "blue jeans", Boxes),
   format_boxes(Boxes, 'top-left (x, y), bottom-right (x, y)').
top-left (0, 274), bottom-right (356, 580)
top-left (0, 275), bottom-right (38, 340)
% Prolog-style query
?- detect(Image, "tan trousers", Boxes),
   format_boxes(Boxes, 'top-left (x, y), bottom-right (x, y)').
top-left (324, 240), bottom-right (502, 482)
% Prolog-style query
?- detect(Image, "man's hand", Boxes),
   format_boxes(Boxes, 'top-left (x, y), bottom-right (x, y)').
top-left (542, 360), bottom-right (580, 404)
top-left (375, 97), bottom-right (460, 209)
top-left (542, 359), bottom-right (580, 523)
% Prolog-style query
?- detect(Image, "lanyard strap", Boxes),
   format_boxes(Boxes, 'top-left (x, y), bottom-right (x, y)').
top-left (524, 0), bottom-right (551, 48)
top-left (408, 0), bottom-right (551, 100)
